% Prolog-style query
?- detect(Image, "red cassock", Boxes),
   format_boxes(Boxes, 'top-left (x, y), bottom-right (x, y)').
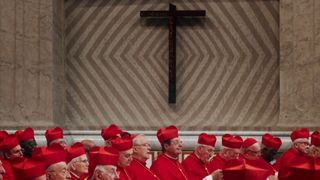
top-left (150, 154), bottom-right (189, 180)
top-left (182, 152), bottom-right (211, 180)
top-left (2, 159), bottom-right (15, 180)
top-left (273, 147), bottom-right (309, 179)
top-left (126, 158), bottom-right (160, 180)
top-left (70, 171), bottom-right (89, 180)
top-left (117, 166), bottom-right (133, 180)
top-left (286, 156), bottom-right (320, 180)
top-left (207, 154), bottom-right (227, 173)
top-left (222, 158), bottom-right (274, 180)
top-left (79, 172), bottom-right (89, 180)
top-left (69, 171), bottom-right (80, 180)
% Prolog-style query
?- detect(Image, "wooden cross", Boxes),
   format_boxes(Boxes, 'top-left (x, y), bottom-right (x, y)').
top-left (140, 4), bottom-right (206, 104)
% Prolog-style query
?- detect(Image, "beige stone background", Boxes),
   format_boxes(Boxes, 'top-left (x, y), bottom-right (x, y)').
top-left (0, 0), bottom-right (319, 131)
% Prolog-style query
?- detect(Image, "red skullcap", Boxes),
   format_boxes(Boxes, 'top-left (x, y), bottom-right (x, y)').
top-left (44, 143), bottom-right (67, 166)
top-left (45, 127), bottom-right (64, 145)
top-left (31, 146), bottom-right (47, 161)
top-left (15, 127), bottom-right (34, 142)
top-left (290, 128), bottom-right (309, 143)
top-left (223, 158), bottom-right (272, 180)
top-left (12, 159), bottom-right (46, 180)
top-left (0, 134), bottom-right (20, 152)
top-left (198, 133), bottom-right (216, 147)
top-left (311, 131), bottom-right (320, 146)
top-left (222, 134), bottom-right (243, 149)
top-left (157, 125), bottom-right (179, 145)
top-left (261, 133), bottom-right (282, 150)
top-left (101, 124), bottom-right (124, 141)
top-left (242, 138), bottom-right (258, 149)
top-left (88, 146), bottom-right (119, 178)
top-left (0, 130), bottom-right (8, 141)
top-left (111, 136), bottom-right (133, 151)
top-left (66, 142), bottom-right (86, 163)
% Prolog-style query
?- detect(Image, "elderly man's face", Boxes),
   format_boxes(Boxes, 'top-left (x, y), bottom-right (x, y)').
top-left (50, 138), bottom-right (67, 149)
top-left (118, 149), bottom-right (133, 168)
top-left (133, 136), bottom-right (151, 161)
top-left (198, 145), bottom-right (215, 163)
top-left (95, 165), bottom-right (119, 180)
top-left (69, 154), bottom-right (89, 176)
top-left (7, 145), bottom-right (23, 160)
top-left (243, 145), bottom-right (261, 161)
top-left (0, 160), bottom-right (6, 180)
top-left (294, 142), bottom-right (310, 154)
top-left (47, 162), bottom-right (70, 180)
top-left (223, 148), bottom-right (240, 161)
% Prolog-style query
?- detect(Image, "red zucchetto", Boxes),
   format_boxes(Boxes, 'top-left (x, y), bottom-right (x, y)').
top-left (262, 133), bottom-right (282, 150)
top-left (156, 125), bottom-right (179, 145)
top-left (12, 159), bottom-right (46, 180)
top-left (111, 136), bottom-right (133, 151)
top-left (290, 128), bottom-right (309, 143)
top-left (242, 138), bottom-right (258, 149)
top-left (222, 134), bottom-right (243, 149)
top-left (0, 134), bottom-right (20, 152)
top-left (15, 127), bottom-right (35, 142)
top-left (311, 131), bottom-right (320, 146)
top-left (66, 142), bottom-right (86, 163)
top-left (101, 124), bottom-right (124, 141)
top-left (45, 127), bottom-right (64, 145)
top-left (198, 133), bottom-right (216, 147)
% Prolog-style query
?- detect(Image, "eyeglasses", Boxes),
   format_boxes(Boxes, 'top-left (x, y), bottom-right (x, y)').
top-left (171, 139), bottom-right (183, 146)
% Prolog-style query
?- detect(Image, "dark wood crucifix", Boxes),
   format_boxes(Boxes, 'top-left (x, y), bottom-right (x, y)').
top-left (140, 4), bottom-right (206, 104)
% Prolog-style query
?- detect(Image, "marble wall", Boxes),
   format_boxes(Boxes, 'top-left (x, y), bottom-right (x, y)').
top-left (0, 0), bottom-right (319, 131)
top-left (0, 0), bottom-right (56, 129)
top-left (279, 0), bottom-right (320, 129)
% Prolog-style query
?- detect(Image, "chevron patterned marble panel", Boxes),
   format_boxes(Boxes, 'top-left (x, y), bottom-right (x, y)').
top-left (65, 0), bottom-right (279, 131)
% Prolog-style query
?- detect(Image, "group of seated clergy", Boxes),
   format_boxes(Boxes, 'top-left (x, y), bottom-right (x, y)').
top-left (0, 125), bottom-right (319, 180)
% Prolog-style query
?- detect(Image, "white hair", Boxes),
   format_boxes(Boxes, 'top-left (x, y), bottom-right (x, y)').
top-left (47, 161), bottom-right (66, 172)
top-left (133, 134), bottom-right (146, 146)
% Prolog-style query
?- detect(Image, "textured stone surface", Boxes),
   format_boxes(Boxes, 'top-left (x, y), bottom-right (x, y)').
top-left (0, 0), bottom-right (319, 131)
top-left (279, 0), bottom-right (320, 128)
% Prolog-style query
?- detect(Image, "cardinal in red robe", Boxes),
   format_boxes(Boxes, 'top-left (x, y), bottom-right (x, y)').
top-left (182, 133), bottom-right (216, 180)
top-left (274, 128), bottom-right (310, 179)
top-left (126, 134), bottom-right (159, 180)
top-left (208, 134), bottom-right (243, 173)
top-left (150, 125), bottom-right (189, 180)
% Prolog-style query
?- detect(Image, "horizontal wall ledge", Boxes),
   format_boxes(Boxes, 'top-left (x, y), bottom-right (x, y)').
top-left (7, 130), bottom-right (293, 152)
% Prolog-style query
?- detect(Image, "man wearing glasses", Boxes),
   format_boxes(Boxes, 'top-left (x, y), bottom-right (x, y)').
top-left (150, 125), bottom-right (189, 180)
top-left (208, 134), bottom-right (243, 173)
top-left (274, 128), bottom-right (310, 179)
top-left (45, 127), bottom-right (67, 149)
top-left (66, 142), bottom-right (89, 180)
top-left (126, 134), bottom-right (159, 180)
top-left (182, 133), bottom-right (222, 180)
top-left (240, 138), bottom-right (276, 180)
top-left (111, 136), bottom-right (134, 180)
top-left (89, 146), bottom-right (120, 180)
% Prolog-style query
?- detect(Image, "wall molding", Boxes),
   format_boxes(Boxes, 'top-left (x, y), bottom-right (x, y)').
top-left (20, 130), bottom-right (293, 152)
